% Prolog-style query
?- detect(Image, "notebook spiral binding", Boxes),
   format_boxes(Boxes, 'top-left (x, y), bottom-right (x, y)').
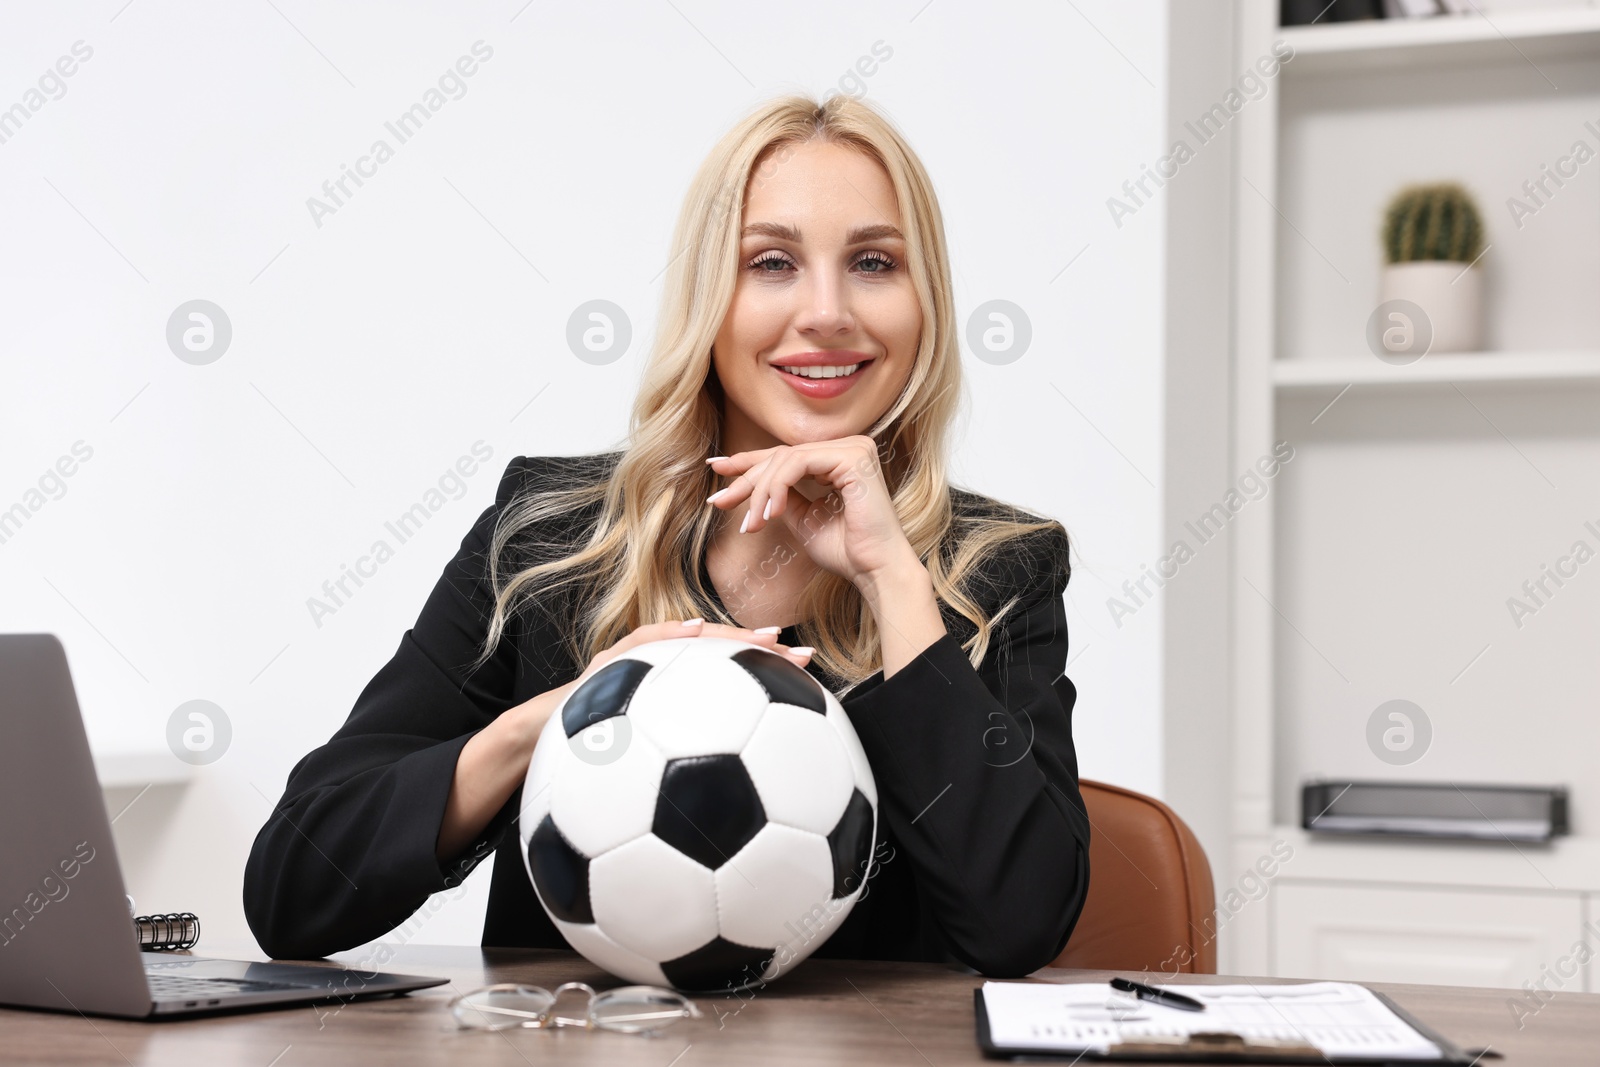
top-left (133, 912), bottom-right (201, 951)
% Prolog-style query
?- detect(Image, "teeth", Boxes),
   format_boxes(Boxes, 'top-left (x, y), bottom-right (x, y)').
top-left (779, 363), bottom-right (861, 380)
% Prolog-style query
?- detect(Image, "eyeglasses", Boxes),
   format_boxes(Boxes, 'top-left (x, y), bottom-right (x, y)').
top-left (449, 981), bottom-right (701, 1035)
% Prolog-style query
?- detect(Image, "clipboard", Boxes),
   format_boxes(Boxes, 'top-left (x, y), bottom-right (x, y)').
top-left (974, 982), bottom-right (1477, 1064)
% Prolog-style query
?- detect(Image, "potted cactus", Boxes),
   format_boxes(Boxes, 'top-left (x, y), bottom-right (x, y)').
top-left (1379, 181), bottom-right (1486, 354)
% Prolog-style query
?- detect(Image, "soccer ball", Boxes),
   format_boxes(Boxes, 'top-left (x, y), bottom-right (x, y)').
top-left (517, 636), bottom-right (878, 993)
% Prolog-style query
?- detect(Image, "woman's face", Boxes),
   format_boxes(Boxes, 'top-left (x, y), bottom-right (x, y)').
top-left (711, 140), bottom-right (921, 454)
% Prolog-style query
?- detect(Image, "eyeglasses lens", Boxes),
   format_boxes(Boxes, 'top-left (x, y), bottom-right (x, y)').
top-left (590, 986), bottom-right (701, 1034)
top-left (451, 985), bottom-right (555, 1030)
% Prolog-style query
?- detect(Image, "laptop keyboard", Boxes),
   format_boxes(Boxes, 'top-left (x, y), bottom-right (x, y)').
top-left (147, 972), bottom-right (309, 1002)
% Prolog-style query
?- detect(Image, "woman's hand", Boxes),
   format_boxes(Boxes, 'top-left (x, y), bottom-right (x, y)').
top-left (705, 435), bottom-right (917, 589)
top-left (706, 437), bottom-right (949, 681)
top-left (575, 617), bottom-right (814, 685)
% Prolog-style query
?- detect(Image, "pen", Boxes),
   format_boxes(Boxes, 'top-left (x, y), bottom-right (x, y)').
top-left (1109, 977), bottom-right (1206, 1012)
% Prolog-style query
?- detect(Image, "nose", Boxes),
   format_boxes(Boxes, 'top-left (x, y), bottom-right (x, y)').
top-left (793, 268), bottom-right (854, 337)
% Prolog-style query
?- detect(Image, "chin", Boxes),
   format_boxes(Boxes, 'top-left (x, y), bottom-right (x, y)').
top-left (771, 419), bottom-right (866, 446)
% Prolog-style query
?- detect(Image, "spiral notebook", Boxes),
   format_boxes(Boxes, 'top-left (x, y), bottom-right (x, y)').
top-left (126, 894), bottom-right (201, 950)
top-left (975, 980), bottom-right (1474, 1063)
top-left (133, 912), bottom-right (201, 951)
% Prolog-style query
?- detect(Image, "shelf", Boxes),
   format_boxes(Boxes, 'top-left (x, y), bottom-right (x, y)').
top-left (1254, 826), bottom-right (1600, 893)
top-left (1273, 350), bottom-right (1600, 389)
top-left (1279, 9), bottom-right (1600, 75)
top-left (92, 747), bottom-right (194, 789)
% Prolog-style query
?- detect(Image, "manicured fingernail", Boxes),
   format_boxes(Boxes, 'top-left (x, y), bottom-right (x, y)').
top-left (705, 456), bottom-right (728, 464)
top-left (739, 510), bottom-right (750, 534)
top-left (682, 617), bottom-right (704, 627)
top-left (706, 487), bottom-right (729, 503)
top-left (762, 500), bottom-right (772, 521)
top-left (792, 646), bottom-right (815, 656)
top-left (754, 625), bottom-right (782, 635)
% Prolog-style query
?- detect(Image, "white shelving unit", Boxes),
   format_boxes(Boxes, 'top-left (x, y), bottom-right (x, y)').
top-left (1280, 8), bottom-right (1600, 73)
top-left (1273, 350), bottom-right (1600, 388)
top-left (1227, 2), bottom-right (1600, 987)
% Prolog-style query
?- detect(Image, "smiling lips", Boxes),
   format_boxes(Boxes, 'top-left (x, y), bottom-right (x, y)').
top-left (770, 353), bottom-right (874, 399)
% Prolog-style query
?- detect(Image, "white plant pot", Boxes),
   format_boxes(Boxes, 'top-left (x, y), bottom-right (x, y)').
top-left (1379, 261), bottom-right (1483, 355)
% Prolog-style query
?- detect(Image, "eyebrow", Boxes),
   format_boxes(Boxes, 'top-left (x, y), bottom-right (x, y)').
top-left (741, 221), bottom-right (904, 244)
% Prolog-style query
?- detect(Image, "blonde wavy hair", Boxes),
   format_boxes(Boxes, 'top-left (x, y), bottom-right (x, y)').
top-left (473, 93), bottom-right (1067, 693)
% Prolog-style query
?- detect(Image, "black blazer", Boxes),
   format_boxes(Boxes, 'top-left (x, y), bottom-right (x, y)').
top-left (243, 453), bottom-right (1090, 978)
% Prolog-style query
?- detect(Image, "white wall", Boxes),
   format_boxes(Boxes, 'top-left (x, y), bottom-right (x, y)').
top-left (0, 0), bottom-right (1168, 951)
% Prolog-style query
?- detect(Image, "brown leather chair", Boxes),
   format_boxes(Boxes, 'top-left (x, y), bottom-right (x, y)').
top-left (1052, 779), bottom-right (1218, 974)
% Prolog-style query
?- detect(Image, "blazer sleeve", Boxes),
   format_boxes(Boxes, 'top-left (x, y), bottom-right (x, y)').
top-left (242, 455), bottom-right (540, 960)
top-left (838, 524), bottom-right (1089, 978)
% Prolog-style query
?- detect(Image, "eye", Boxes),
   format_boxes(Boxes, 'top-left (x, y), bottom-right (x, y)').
top-left (854, 251), bottom-right (897, 274)
top-left (748, 251), bottom-right (792, 272)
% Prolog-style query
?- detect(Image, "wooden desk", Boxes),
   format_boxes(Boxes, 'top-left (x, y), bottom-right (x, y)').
top-left (5, 942), bottom-right (1598, 1064)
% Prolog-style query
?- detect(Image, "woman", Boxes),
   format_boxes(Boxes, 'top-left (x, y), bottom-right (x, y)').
top-left (244, 93), bottom-right (1090, 979)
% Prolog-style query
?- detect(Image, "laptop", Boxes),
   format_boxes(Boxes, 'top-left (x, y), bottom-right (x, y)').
top-left (0, 633), bottom-right (449, 1019)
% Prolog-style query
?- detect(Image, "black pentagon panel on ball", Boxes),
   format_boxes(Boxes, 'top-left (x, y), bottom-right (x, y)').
top-left (731, 646), bottom-right (826, 714)
top-left (660, 936), bottom-right (775, 993)
top-left (561, 658), bottom-right (653, 738)
top-left (653, 755), bottom-right (766, 870)
top-left (526, 814), bottom-right (593, 923)
top-left (827, 788), bottom-right (875, 900)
